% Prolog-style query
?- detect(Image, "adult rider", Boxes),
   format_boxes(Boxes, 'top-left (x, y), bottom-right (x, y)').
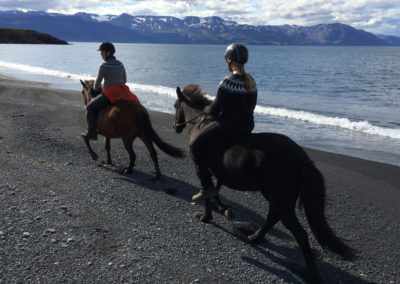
top-left (190, 43), bottom-right (258, 201)
top-left (81, 42), bottom-right (139, 141)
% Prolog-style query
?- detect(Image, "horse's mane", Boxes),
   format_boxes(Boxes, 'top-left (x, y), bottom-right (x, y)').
top-left (182, 84), bottom-right (212, 110)
top-left (85, 80), bottom-right (95, 88)
top-left (83, 79), bottom-right (103, 97)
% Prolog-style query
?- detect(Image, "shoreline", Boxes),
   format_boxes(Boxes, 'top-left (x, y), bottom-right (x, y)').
top-left (2, 68), bottom-right (400, 168)
top-left (1, 73), bottom-right (399, 202)
top-left (0, 74), bottom-right (399, 283)
top-left (2, 72), bottom-right (399, 166)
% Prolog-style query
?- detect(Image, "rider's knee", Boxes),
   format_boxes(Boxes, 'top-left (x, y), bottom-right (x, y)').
top-left (190, 138), bottom-right (205, 158)
top-left (86, 101), bottom-right (96, 112)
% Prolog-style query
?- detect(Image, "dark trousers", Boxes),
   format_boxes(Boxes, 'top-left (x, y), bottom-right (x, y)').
top-left (189, 121), bottom-right (231, 188)
top-left (86, 94), bottom-right (111, 134)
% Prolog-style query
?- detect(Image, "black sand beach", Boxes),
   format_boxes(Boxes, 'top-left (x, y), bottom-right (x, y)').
top-left (0, 74), bottom-right (399, 283)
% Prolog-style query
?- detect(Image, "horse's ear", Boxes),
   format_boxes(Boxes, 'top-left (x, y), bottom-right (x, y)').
top-left (176, 86), bottom-right (183, 100)
top-left (80, 80), bottom-right (87, 89)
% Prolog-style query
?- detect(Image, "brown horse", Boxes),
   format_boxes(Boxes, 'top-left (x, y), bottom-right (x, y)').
top-left (173, 84), bottom-right (356, 283)
top-left (80, 80), bottom-right (185, 179)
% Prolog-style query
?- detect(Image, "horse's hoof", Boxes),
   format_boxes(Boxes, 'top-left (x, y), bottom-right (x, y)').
top-left (199, 214), bottom-right (213, 223)
top-left (102, 161), bottom-right (112, 167)
top-left (123, 168), bottom-right (133, 174)
top-left (223, 209), bottom-right (235, 219)
top-left (248, 233), bottom-right (263, 243)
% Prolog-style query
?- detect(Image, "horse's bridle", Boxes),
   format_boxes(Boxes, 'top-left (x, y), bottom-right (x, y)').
top-left (174, 112), bottom-right (205, 128)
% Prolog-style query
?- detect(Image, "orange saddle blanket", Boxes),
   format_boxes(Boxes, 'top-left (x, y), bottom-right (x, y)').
top-left (104, 83), bottom-right (140, 104)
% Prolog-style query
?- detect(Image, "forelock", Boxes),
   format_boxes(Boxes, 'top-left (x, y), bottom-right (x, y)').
top-left (181, 84), bottom-right (211, 109)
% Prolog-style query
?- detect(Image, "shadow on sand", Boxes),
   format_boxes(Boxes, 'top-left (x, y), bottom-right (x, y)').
top-left (98, 164), bottom-right (365, 283)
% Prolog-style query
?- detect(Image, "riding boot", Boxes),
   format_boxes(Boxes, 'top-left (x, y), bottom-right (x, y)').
top-left (81, 110), bottom-right (98, 140)
top-left (192, 184), bottom-right (219, 201)
top-left (81, 94), bottom-right (110, 140)
top-left (192, 164), bottom-right (218, 201)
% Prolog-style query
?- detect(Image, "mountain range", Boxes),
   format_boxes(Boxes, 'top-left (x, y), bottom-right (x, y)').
top-left (1, 10), bottom-right (399, 46)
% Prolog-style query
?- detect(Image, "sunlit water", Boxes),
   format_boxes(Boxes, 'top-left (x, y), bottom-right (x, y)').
top-left (0, 42), bottom-right (399, 166)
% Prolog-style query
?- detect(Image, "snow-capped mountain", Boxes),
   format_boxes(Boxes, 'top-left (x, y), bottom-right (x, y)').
top-left (1, 10), bottom-right (399, 45)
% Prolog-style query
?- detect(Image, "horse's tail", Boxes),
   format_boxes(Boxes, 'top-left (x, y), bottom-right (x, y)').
top-left (299, 161), bottom-right (356, 260)
top-left (138, 111), bottom-right (186, 158)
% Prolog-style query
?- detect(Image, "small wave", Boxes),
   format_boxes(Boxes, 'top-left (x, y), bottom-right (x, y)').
top-left (255, 105), bottom-right (400, 139)
top-left (1, 60), bottom-right (399, 140)
top-left (0, 60), bottom-right (179, 99)
top-left (126, 82), bottom-right (177, 98)
top-left (0, 60), bottom-right (93, 81)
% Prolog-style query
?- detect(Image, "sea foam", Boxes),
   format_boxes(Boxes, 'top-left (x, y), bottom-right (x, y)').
top-left (0, 61), bottom-right (93, 81)
top-left (254, 105), bottom-right (400, 139)
top-left (1, 60), bottom-right (399, 140)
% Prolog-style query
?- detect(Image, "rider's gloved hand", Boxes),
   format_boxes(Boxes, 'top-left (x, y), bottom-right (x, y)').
top-left (90, 88), bottom-right (101, 97)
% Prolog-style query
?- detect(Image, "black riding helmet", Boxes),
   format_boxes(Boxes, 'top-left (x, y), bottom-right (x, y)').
top-left (224, 43), bottom-right (248, 64)
top-left (97, 42), bottom-right (115, 55)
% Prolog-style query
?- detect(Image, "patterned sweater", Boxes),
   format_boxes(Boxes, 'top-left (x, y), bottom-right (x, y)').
top-left (94, 56), bottom-right (127, 90)
top-left (207, 74), bottom-right (257, 131)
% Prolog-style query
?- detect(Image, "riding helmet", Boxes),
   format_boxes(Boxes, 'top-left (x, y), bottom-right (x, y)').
top-left (98, 42), bottom-right (115, 55)
top-left (224, 43), bottom-right (248, 64)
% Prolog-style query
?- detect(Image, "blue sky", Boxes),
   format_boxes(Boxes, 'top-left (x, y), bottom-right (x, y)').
top-left (1, 0), bottom-right (399, 36)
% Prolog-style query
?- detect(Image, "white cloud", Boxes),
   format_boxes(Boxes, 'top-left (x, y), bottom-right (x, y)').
top-left (0, 0), bottom-right (399, 36)
top-left (254, 0), bottom-right (400, 36)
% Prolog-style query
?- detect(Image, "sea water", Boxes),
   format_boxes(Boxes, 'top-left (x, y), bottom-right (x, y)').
top-left (0, 42), bottom-right (399, 166)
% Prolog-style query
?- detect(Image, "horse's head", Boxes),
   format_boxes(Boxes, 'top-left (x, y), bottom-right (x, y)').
top-left (173, 84), bottom-right (212, 134)
top-left (80, 79), bottom-right (102, 106)
top-left (173, 86), bottom-right (186, 133)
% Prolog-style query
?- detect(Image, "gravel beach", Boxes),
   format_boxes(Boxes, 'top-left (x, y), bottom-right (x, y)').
top-left (0, 74), bottom-right (399, 283)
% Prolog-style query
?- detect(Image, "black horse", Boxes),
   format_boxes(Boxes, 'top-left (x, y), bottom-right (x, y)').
top-left (173, 84), bottom-right (356, 283)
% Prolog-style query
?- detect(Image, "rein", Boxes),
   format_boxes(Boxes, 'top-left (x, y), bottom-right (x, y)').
top-left (174, 112), bottom-right (205, 127)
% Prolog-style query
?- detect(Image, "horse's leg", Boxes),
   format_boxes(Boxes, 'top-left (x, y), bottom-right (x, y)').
top-left (280, 210), bottom-right (321, 283)
top-left (139, 135), bottom-right (161, 180)
top-left (83, 137), bottom-right (98, 161)
top-left (213, 195), bottom-right (235, 219)
top-left (104, 136), bottom-right (112, 165)
top-left (198, 198), bottom-right (213, 222)
top-left (122, 137), bottom-right (136, 174)
top-left (212, 178), bottom-right (234, 219)
top-left (248, 207), bottom-right (280, 242)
